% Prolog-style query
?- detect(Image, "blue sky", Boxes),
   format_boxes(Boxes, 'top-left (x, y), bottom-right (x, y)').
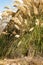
top-left (0, 0), bottom-right (13, 12)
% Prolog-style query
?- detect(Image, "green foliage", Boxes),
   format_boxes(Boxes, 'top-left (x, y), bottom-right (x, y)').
top-left (0, 25), bottom-right (43, 58)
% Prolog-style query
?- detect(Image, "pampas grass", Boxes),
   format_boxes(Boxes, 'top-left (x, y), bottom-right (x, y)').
top-left (0, 0), bottom-right (43, 58)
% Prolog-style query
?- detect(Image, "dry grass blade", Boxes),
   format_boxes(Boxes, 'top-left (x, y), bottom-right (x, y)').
top-left (33, 5), bottom-right (38, 15)
top-left (4, 6), bottom-right (10, 9)
top-left (18, 15), bottom-right (23, 22)
top-left (14, 24), bottom-right (20, 30)
top-left (18, 6), bottom-right (26, 14)
top-left (12, 17), bottom-right (22, 25)
top-left (23, 0), bottom-right (31, 5)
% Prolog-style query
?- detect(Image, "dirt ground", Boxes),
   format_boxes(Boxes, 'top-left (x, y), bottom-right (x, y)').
top-left (0, 56), bottom-right (43, 65)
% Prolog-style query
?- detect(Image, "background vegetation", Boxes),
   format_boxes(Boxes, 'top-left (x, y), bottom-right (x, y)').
top-left (0, 0), bottom-right (43, 59)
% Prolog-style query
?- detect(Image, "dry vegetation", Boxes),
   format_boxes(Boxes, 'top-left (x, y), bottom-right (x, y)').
top-left (0, 0), bottom-right (43, 65)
